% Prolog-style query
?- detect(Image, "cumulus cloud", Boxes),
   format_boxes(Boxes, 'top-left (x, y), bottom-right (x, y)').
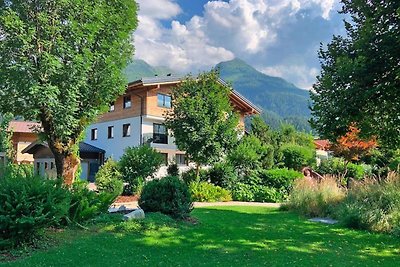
top-left (133, 0), bottom-right (343, 88)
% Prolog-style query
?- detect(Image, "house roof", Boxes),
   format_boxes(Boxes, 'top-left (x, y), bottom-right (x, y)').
top-left (8, 121), bottom-right (41, 133)
top-left (128, 76), bottom-right (262, 115)
top-left (314, 139), bottom-right (331, 151)
top-left (22, 140), bottom-right (105, 155)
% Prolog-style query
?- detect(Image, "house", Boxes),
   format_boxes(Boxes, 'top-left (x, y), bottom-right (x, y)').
top-left (7, 120), bottom-right (40, 164)
top-left (22, 141), bottom-right (105, 181)
top-left (84, 75), bottom-right (260, 176)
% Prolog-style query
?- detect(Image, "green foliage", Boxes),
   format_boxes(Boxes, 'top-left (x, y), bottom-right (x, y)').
top-left (167, 163), bottom-right (180, 177)
top-left (206, 162), bottom-right (238, 188)
top-left (1, 163), bottom-right (34, 179)
top-left (67, 181), bottom-right (117, 224)
top-left (139, 176), bottom-right (193, 219)
top-left (337, 175), bottom-right (400, 235)
top-left (189, 181), bottom-right (232, 202)
top-left (0, 0), bottom-right (138, 177)
top-left (280, 144), bottom-right (316, 170)
top-left (316, 158), bottom-right (369, 180)
top-left (119, 145), bottom-right (163, 194)
top-left (165, 70), bottom-right (239, 173)
top-left (228, 135), bottom-right (273, 173)
top-left (310, 1), bottom-right (400, 148)
top-left (258, 168), bottom-right (303, 197)
top-left (0, 174), bottom-right (70, 248)
top-left (230, 183), bottom-right (281, 203)
top-left (286, 177), bottom-right (346, 217)
top-left (181, 168), bottom-right (207, 185)
top-left (0, 113), bottom-right (14, 162)
top-left (95, 159), bottom-right (124, 196)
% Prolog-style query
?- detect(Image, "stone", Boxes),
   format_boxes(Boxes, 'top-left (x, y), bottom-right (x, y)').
top-left (123, 209), bottom-right (145, 220)
top-left (309, 217), bottom-right (338, 224)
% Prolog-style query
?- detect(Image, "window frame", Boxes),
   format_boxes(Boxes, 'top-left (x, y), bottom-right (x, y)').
top-left (123, 95), bottom-right (132, 109)
top-left (153, 123), bottom-right (168, 144)
top-left (109, 102), bottom-right (115, 112)
top-left (122, 123), bottom-right (131, 137)
top-left (108, 126), bottom-right (114, 139)
top-left (176, 154), bottom-right (187, 166)
top-left (157, 93), bottom-right (172, 108)
top-left (91, 128), bottom-right (98, 140)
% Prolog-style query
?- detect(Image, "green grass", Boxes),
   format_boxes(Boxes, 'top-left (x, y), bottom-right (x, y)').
top-left (2, 206), bottom-right (400, 266)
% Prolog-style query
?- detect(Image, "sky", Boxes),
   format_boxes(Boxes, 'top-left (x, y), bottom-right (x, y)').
top-left (133, 0), bottom-right (346, 89)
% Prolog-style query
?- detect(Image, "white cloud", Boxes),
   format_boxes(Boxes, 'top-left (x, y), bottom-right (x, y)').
top-left (133, 0), bottom-right (342, 87)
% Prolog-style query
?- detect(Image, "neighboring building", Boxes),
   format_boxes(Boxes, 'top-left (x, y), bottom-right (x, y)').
top-left (84, 76), bottom-right (260, 176)
top-left (8, 121), bottom-right (40, 164)
top-left (22, 141), bottom-right (105, 181)
top-left (314, 139), bottom-right (332, 165)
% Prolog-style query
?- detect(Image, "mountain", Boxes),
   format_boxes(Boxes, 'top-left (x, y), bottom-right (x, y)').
top-left (216, 58), bottom-right (311, 131)
top-left (124, 58), bottom-right (312, 132)
top-left (124, 59), bottom-right (175, 82)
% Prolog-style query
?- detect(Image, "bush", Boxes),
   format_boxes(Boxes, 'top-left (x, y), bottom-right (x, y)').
top-left (119, 145), bottom-right (164, 194)
top-left (230, 182), bottom-right (282, 203)
top-left (258, 168), bottom-right (303, 197)
top-left (167, 163), bottom-right (179, 177)
top-left (337, 173), bottom-right (400, 234)
top-left (280, 144), bottom-right (315, 170)
top-left (206, 162), bottom-right (237, 188)
top-left (1, 163), bottom-right (34, 179)
top-left (0, 174), bottom-right (70, 248)
top-left (95, 159), bottom-right (124, 196)
top-left (286, 176), bottom-right (346, 217)
top-left (181, 168), bottom-right (207, 185)
top-left (189, 181), bottom-right (232, 202)
top-left (139, 176), bottom-right (193, 219)
top-left (67, 181), bottom-right (117, 224)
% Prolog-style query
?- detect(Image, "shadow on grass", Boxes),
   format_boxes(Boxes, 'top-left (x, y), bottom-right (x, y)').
top-left (3, 206), bottom-right (400, 267)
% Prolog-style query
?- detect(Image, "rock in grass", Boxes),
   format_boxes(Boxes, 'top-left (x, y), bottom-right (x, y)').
top-left (123, 209), bottom-right (145, 220)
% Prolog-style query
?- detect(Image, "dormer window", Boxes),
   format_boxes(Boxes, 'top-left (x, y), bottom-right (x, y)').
top-left (123, 95), bottom-right (131, 109)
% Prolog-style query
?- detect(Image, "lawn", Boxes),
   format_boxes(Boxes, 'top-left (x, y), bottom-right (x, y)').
top-left (2, 206), bottom-right (400, 266)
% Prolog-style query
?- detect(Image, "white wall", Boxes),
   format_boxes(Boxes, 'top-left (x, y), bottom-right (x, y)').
top-left (85, 117), bottom-right (141, 160)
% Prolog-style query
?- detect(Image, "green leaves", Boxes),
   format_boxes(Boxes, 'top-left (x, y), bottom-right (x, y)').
top-left (165, 70), bottom-right (239, 168)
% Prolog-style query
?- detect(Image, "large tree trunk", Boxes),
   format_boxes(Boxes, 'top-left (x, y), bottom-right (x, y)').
top-left (52, 146), bottom-right (80, 186)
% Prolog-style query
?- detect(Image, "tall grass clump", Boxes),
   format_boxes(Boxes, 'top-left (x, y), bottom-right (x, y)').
top-left (337, 172), bottom-right (400, 235)
top-left (286, 176), bottom-right (346, 217)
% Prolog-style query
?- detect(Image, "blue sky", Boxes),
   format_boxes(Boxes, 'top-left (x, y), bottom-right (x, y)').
top-left (134, 0), bottom-right (346, 89)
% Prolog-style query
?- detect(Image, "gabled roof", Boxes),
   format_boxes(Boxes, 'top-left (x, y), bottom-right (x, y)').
top-left (314, 139), bottom-right (331, 151)
top-left (8, 121), bottom-right (41, 133)
top-left (22, 140), bottom-right (105, 155)
top-left (128, 76), bottom-right (261, 115)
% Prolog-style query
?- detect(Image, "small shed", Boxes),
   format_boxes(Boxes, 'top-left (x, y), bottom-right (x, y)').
top-left (22, 141), bottom-right (105, 182)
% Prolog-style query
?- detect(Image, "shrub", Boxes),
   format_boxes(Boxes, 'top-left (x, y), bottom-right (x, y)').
top-left (119, 145), bottom-right (164, 194)
top-left (206, 162), bottom-right (237, 188)
top-left (67, 181), bottom-right (117, 224)
top-left (95, 159), bottom-right (124, 196)
top-left (280, 144), bottom-right (315, 170)
top-left (286, 176), bottom-right (346, 217)
top-left (167, 163), bottom-right (180, 177)
top-left (1, 163), bottom-right (34, 179)
top-left (316, 157), bottom-right (369, 182)
top-left (230, 183), bottom-right (255, 202)
top-left (230, 182), bottom-right (282, 203)
top-left (0, 174), bottom-right (70, 248)
top-left (139, 176), bottom-right (193, 219)
top-left (337, 173), bottom-right (400, 234)
top-left (189, 181), bottom-right (232, 202)
top-left (253, 186), bottom-right (281, 203)
top-left (181, 168), bottom-right (207, 185)
top-left (258, 168), bottom-right (303, 197)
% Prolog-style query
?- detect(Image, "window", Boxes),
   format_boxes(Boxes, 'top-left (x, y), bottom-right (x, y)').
top-left (91, 128), bottom-right (98, 140)
top-left (109, 102), bottom-right (115, 112)
top-left (108, 126), bottom-right (114, 139)
top-left (157, 94), bottom-right (172, 108)
top-left (123, 95), bottom-right (131, 109)
top-left (160, 153), bottom-right (168, 165)
top-left (122, 123), bottom-right (131, 137)
top-left (153, 123), bottom-right (167, 144)
top-left (176, 154), bottom-right (187, 165)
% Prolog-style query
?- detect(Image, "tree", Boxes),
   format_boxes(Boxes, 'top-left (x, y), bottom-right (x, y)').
top-left (0, 113), bottom-right (14, 162)
top-left (310, 0), bottom-right (400, 148)
top-left (0, 1), bottom-right (138, 184)
top-left (165, 70), bottom-right (239, 178)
